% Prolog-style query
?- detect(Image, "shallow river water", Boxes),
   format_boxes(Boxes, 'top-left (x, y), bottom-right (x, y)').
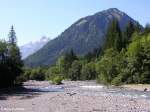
top-left (31, 84), bottom-right (150, 100)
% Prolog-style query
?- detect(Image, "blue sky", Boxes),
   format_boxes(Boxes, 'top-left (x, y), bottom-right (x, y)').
top-left (0, 0), bottom-right (150, 46)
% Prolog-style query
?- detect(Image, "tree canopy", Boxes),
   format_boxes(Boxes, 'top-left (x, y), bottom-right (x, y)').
top-left (0, 26), bottom-right (23, 88)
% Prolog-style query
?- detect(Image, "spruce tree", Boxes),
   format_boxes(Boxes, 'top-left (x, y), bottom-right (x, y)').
top-left (122, 21), bottom-right (141, 48)
top-left (63, 49), bottom-right (77, 78)
top-left (105, 19), bottom-right (122, 51)
top-left (144, 23), bottom-right (150, 34)
top-left (7, 26), bottom-right (23, 86)
top-left (8, 26), bottom-right (17, 45)
top-left (134, 22), bottom-right (142, 33)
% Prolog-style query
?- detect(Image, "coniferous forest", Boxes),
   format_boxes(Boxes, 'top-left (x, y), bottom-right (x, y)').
top-left (16, 20), bottom-right (150, 86)
top-left (1, 20), bottom-right (150, 88)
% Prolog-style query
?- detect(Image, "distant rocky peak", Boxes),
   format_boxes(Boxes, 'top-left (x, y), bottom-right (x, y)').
top-left (40, 36), bottom-right (50, 42)
top-left (95, 8), bottom-right (125, 20)
top-left (20, 36), bottom-right (50, 59)
top-left (105, 8), bottom-right (124, 15)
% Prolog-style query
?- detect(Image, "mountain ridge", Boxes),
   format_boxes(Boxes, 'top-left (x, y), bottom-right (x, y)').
top-left (24, 8), bottom-right (142, 67)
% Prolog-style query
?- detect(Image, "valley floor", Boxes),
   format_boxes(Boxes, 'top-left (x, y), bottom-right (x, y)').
top-left (0, 81), bottom-right (150, 112)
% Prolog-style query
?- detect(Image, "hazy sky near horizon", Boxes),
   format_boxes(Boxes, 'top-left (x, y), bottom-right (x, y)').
top-left (0, 0), bottom-right (149, 46)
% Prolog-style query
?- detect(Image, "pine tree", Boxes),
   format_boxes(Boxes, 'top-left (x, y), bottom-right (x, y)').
top-left (84, 47), bottom-right (101, 62)
top-left (6, 26), bottom-right (23, 87)
top-left (134, 22), bottom-right (142, 33)
top-left (63, 49), bottom-right (77, 78)
top-left (122, 21), bottom-right (141, 48)
top-left (105, 19), bottom-right (122, 51)
top-left (144, 23), bottom-right (150, 34)
top-left (7, 26), bottom-right (22, 64)
top-left (8, 26), bottom-right (17, 45)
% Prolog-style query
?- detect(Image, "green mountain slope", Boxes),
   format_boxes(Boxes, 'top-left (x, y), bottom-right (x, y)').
top-left (24, 8), bottom-right (140, 67)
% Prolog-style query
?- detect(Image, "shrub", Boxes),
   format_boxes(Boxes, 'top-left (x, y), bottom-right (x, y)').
top-left (81, 62), bottom-right (96, 80)
top-left (51, 76), bottom-right (63, 85)
top-left (111, 76), bottom-right (122, 86)
top-left (29, 68), bottom-right (45, 81)
top-left (46, 66), bottom-right (60, 80)
top-left (68, 60), bottom-right (82, 81)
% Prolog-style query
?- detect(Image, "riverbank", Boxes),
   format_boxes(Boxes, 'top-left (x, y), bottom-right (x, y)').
top-left (0, 81), bottom-right (150, 112)
top-left (122, 84), bottom-right (150, 91)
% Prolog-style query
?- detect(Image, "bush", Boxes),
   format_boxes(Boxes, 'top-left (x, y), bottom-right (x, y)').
top-left (51, 76), bottom-right (63, 85)
top-left (46, 66), bottom-right (60, 80)
top-left (29, 68), bottom-right (45, 81)
top-left (15, 68), bottom-right (31, 84)
top-left (81, 62), bottom-right (96, 80)
top-left (111, 75), bottom-right (122, 86)
top-left (68, 60), bottom-right (82, 81)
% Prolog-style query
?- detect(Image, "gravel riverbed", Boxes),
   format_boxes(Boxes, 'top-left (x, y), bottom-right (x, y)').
top-left (0, 81), bottom-right (150, 112)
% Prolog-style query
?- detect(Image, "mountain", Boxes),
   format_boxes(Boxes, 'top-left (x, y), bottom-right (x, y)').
top-left (24, 8), bottom-right (141, 67)
top-left (20, 36), bottom-right (50, 59)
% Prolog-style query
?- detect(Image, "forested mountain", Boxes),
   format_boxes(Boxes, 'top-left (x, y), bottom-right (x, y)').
top-left (24, 8), bottom-right (141, 67)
